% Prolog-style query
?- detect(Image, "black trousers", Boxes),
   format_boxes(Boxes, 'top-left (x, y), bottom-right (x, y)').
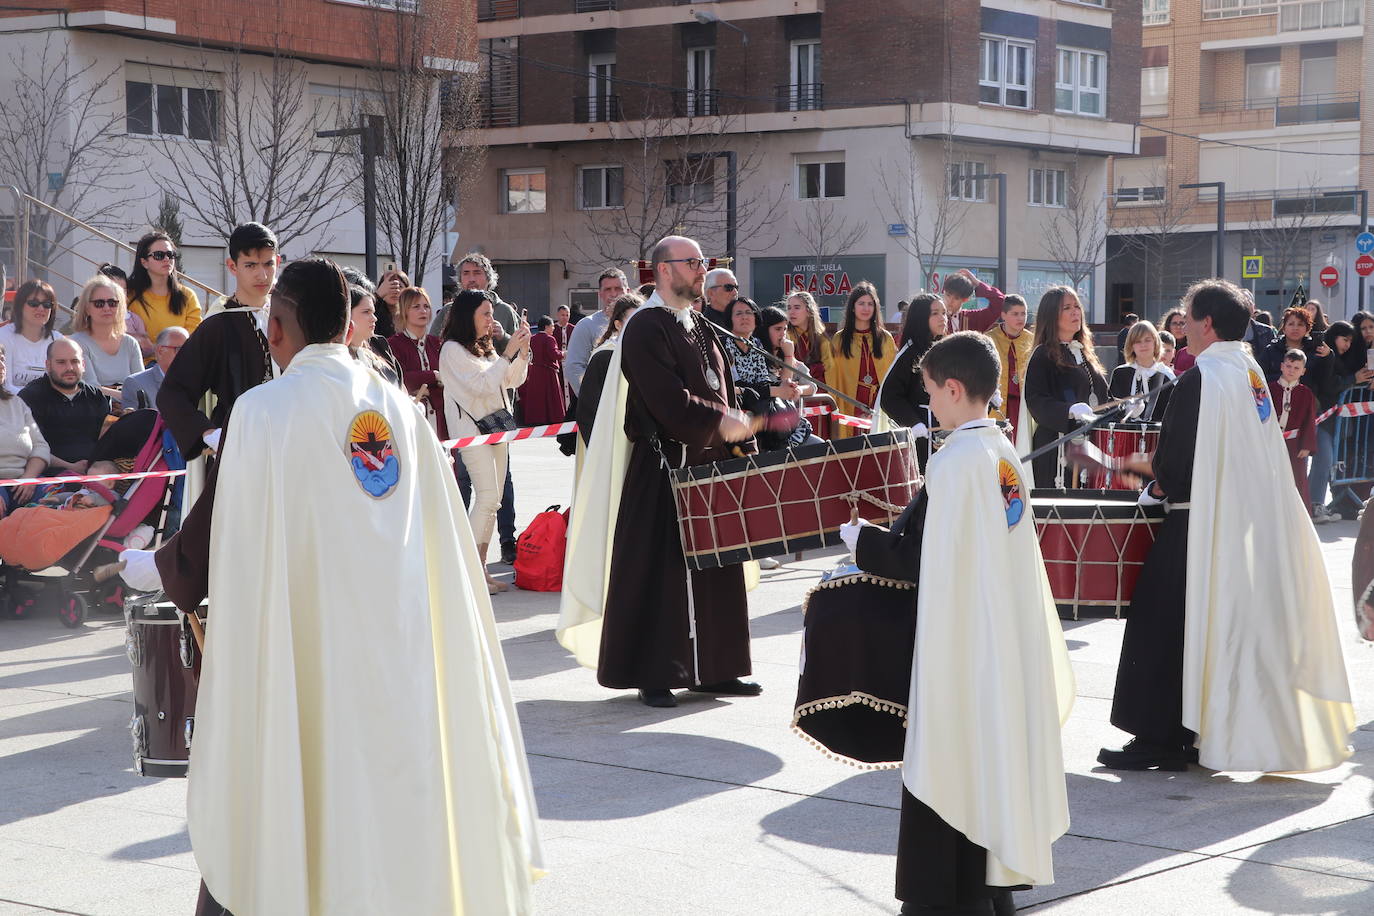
top-left (896, 787), bottom-right (1020, 913)
top-left (195, 882), bottom-right (231, 916)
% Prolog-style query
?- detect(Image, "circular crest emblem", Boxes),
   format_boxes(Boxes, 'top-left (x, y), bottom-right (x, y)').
top-left (1248, 369), bottom-right (1272, 423)
top-left (348, 410), bottom-right (400, 499)
top-left (999, 458), bottom-right (1025, 529)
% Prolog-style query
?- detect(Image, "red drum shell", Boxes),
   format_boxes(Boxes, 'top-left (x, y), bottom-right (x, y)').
top-left (1032, 491), bottom-right (1165, 619)
top-left (670, 429), bottom-right (920, 571)
top-left (1087, 422), bottom-right (1161, 490)
top-left (126, 600), bottom-right (204, 778)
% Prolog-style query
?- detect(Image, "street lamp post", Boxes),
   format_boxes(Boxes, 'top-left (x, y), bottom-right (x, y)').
top-left (318, 114), bottom-right (385, 280)
top-left (969, 172), bottom-right (1008, 292)
top-left (1323, 189), bottom-right (1369, 314)
top-left (1180, 181), bottom-right (1226, 279)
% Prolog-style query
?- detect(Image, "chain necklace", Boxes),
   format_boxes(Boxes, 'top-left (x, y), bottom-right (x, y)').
top-left (405, 328), bottom-right (430, 372)
top-left (229, 299), bottom-right (274, 384)
top-left (687, 311), bottom-right (722, 391)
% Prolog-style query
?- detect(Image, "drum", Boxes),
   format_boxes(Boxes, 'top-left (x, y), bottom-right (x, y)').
top-left (1033, 490), bottom-right (1165, 619)
top-left (792, 566), bottom-right (916, 768)
top-left (670, 429), bottom-right (919, 571)
top-left (125, 596), bottom-right (206, 777)
top-left (1087, 422), bottom-right (1161, 489)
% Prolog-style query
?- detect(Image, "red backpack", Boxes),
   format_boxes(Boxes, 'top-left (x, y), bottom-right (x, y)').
top-left (514, 505), bottom-right (570, 592)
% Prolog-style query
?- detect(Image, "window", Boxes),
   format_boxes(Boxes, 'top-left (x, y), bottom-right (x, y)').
top-left (1245, 61), bottom-right (1281, 108)
top-left (502, 168), bottom-right (546, 213)
top-left (979, 36), bottom-right (1033, 109)
top-left (126, 70), bottom-right (221, 141)
top-left (1056, 48), bottom-right (1106, 117)
top-left (1300, 55), bottom-right (1337, 98)
top-left (668, 158), bottom-right (714, 204)
top-left (1029, 168), bottom-right (1067, 207)
top-left (686, 47), bottom-right (715, 117)
top-left (578, 165), bottom-right (623, 210)
top-left (1143, 0), bottom-right (1170, 24)
top-left (1202, 0), bottom-right (1277, 18)
top-left (797, 160), bottom-right (845, 199)
top-left (948, 160), bottom-right (988, 202)
top-left (587, 53), bottom-right (616, 122)
top-left (1141, 66), bottom-right (1169, 117)
top-left (789, 40), bottom-right (821, 111)
top-left (1114, 186), bottom-right (1166, 205)
top-left (1279, 0), bottom-right (1361, 30)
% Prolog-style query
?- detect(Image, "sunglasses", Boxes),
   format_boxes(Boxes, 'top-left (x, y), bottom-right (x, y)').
top-left (90, 298), bottom-right (119, 309)
top-left (715, 283), bottom-right (740, 292)
top-left (146, 250), bottom-right (178, 262)
top-left (24, 299), bottom-right (54, 309)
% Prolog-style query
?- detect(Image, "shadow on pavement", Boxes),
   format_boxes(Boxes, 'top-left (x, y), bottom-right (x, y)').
top-left (759, 770), bottom-right (899, 854)
top-left (1225, 851), bottom-right (1374, 913)
top-left (111, 827), bottom-right (192, 861)
top-left (501, 628), bottom-right (581, 681)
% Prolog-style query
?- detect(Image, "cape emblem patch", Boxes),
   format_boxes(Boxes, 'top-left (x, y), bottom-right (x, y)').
top-left (348, 410), bottom-right (400, 499)
top-left (1249, 369), bottom-right (1272, 423)
top-left (998, 459), bottom-right (1025, 529)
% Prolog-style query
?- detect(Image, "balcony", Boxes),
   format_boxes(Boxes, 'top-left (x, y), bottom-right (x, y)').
top-left (776, 82), bottom-right (824, 112)
top-left (573, 0), bottom-right (616, 10)
top-left (672, 88), bottom-right (720, 118)
top-left (574, 95), bottom-right (622, 123)
top-left (477, 0), bottom-right (519, 20)
top-left (1199, 91), bottom-right (1360, 127)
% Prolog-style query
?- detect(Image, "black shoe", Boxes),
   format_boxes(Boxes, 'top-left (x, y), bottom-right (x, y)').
top-left (1097, 738), bottom-right (1190, 771)
top-left (689, 678), bottom-right (763, 697)
top-left (638, 688), bottom-right (677, 708)
top-left (500, 543), bottom-right (518, 565)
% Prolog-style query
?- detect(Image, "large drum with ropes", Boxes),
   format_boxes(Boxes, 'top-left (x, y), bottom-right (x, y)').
top-left (1032, 490), bottom-right (1164, 619)
top-left (669, 429), bottom-right (920, 570)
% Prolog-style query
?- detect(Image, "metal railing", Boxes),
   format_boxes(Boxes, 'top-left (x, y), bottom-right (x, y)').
top-left (2, 186), bottom-right (224, 320)
top-left (1199, 91), bottom-right (1360, 126)
top-left (573, 0), bottom-right (616, 10)
top-left (776, 82), bottom-right (824, 112)
top-left (477, 0), bottom-right (519, 20)
top-left (573, 94), bottom-right (622, 123)
top-left (672, 88), bottom-right (720, 118)
top-left (1329, 385), bottom-right (1374, 509)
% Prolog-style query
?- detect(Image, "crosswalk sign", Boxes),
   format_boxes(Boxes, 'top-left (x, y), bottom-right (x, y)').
top-left (1242, 256), bottom-right (1264, 279)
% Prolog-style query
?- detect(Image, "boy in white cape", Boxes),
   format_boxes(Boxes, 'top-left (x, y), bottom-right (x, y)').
top-left (852, 332), bottom-right (1074, 914)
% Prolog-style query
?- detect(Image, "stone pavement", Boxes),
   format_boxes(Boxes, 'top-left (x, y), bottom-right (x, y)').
top-left (1, 438), bottom-right (1372, 915)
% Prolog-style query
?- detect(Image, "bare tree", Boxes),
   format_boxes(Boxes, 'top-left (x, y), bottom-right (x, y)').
top-left (153, 35), bottom-right (356, 250)
top-left (1044, 154), bottom-right (1113, 291)
top-left (569, 100), bottom-right (786, 269)
top-left (1243, 179), bottom-right (1346, 302)
top-left (1113, 160), bottom-right (1193, 317)
top-left (352, 0), bottom-right (485, 282)
top-left (793, 199), bottom-right (867, 264)
top-left (875, 133), bottom-right (967, 290)
top-left (0, 34), bottom-right (139, 275)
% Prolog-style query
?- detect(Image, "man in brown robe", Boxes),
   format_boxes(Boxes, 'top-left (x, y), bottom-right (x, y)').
top-left (598, 235), bottom-right (759, 708)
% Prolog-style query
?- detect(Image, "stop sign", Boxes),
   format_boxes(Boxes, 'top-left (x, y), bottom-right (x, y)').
top-left (1357, 254), bottom-right (1374, 277)
top-left (1320, 266), bottom-right (1340, 287)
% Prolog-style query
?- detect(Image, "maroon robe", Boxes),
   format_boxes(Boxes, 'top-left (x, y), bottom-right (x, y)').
top-left (388, 332), bottom-right (447, 440)
top-left (598, 307), bottom-right (754, 689)
top-left (518, 332), bottom-right (567, 425)
top-left (1269, 379), bottom-right (1317, 513)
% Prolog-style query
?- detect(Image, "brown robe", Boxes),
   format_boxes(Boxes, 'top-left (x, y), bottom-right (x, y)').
top-left (597, 307), bottom-right (754, 690)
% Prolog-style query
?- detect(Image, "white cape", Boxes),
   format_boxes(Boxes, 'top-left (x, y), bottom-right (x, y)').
top-left (903, 421), bottom-right (1073, 888)
top-left (1184, 341), bottom-right (1354, 773)
top-left (189, 344), bottom-right (542, 914)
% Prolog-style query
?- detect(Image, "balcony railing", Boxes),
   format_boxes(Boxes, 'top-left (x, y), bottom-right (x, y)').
top-left (673, 88), bottom-right (720, 118)
top-left (574, 95), bottom-right (622, 123)
top-left (477, 0), bottom-right (519, 20)
top-left (1199, 91), bottom-right (1359, 126)
top-left (573, 0), bottom-right (616, 11)
top-left (776, 82), bottom-right (824, 112)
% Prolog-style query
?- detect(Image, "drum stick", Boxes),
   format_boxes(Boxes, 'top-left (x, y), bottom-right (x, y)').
top-left (186, 611), bottom-right (206, 654)
top-left (708, 323), bottom-right (875, 417)
top-left (1021, 377), bottom-right (1179, 467)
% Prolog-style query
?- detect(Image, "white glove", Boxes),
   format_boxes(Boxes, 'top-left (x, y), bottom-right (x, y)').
top-left (1068, 402), bottom-right (1095, 424)
top-left (838, 519), bottom-right (872, 555)
top-left (1138, 485), bottom-right (1165, 507)
top-left (202, 428), bottom-right (223, 454)
top-left (990, 389), bottom-right (1004, 410)
top-left (911, 422), bottom-right (930, 439)
top-left (1123, 399), bottom-right (1146, 422)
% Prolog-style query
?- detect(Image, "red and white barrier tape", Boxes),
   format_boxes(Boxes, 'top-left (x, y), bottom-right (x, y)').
top-left (1283, 399), bottom-right (1374, 440)
top-left (440, 421), bottom-right (579, 450)
top-left (801, 404), bottom-right (873, 429)
top-left (0, 468), bottom-right (188, 489)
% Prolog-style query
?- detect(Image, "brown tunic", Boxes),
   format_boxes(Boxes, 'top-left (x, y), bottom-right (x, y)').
top-left (597, 307), bottom-right (754, 689)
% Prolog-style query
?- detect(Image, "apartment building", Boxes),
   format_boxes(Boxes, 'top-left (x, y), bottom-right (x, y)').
top-left (0, 0), bottom-right (471, 300)
top-left (1107, 0), bottom-right (1371, 321)
top-left (469, 0), bottom-right (1140, 322)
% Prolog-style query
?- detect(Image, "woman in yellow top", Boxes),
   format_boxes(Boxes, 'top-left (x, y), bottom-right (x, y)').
top-left (126, 231), bottom-right (202, 356)
top-left (828, 281), bottom-right (896, 438)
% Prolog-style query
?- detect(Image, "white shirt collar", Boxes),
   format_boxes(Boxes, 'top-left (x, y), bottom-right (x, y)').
top-left (955, 417), bottom-right (998, 431)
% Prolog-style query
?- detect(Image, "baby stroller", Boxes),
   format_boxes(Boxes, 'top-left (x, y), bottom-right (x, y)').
top-left (1, 411), bottom-right (185, 627)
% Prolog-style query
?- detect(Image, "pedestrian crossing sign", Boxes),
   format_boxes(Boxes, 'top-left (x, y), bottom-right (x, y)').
top-left (1242, 256), bottom-right (1264, 279)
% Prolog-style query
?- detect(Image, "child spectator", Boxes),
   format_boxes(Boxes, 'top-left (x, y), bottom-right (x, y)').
top-left (1268, 350), bottom-right (1318, 515)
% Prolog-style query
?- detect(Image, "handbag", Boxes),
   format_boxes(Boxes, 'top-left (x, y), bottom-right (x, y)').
top-left (473, 406), bottom-right (517, 434)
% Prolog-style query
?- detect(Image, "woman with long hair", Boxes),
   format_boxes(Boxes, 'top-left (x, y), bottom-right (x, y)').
top-left (126, 231), bottom-right (202, 348)
top-left (346, 285), bottom-right (401, 386)
top-left (1024, 286), bottom-right (1109, 487)
top-left (69, 275), bottom-right (143, 401)
top-left (1108, 320), bottom-right (1173, 421)
top-left (785, 290), bottom-right (833, 381)
top-left (829, 281), bottom-right (896, 438)
top-left (374, 267), bottom-right (411, 338)
top-left (755, 304), bottom-right (820, 447)
top-left (577, 293), bottom-right (642, 445)
top-left (1160, 307), bottom-right (1193, 372)
top-left (388, 287), bottom-right (447, 438)
top-left (0, 279), bottom-right (63, 394)
top-left (438, 289), bottom-right (531, 593)
top-left (879, 293), bottom-right (946, 433)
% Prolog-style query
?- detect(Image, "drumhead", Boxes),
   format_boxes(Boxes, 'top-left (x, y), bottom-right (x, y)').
top-left (1031, 489), bottom-right (1166, 520)
top-left (672, 426), bottom-right (911, 482)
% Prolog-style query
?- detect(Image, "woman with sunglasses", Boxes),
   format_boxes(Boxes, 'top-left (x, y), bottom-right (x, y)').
top-left (0, 279), bottom-right (64, 394)
top-left (126, 231), bottom-right (202, 354)
top-left (69, 276), bottom-right (143, 402)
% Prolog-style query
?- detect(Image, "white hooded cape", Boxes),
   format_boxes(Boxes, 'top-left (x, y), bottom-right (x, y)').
top-left (903, 421), bottom-right (1073, 888)
top-left (1183, 341), bottom-right (1354, 773)
top-left (188, 344), bottom-right (542, 914)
